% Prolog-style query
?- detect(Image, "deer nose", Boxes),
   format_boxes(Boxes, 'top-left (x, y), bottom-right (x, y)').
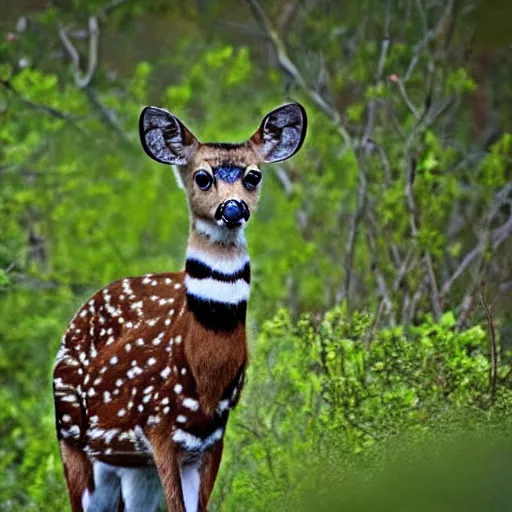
top-left (215, 200), bottom-right (250, 226)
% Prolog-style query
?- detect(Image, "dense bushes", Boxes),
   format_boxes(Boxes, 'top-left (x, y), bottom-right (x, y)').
top-left (214, 306), bottom-right (509, 510)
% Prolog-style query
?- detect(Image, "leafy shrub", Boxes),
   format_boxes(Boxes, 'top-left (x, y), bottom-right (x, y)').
top-left (214, 306), bottom-right (510, 511)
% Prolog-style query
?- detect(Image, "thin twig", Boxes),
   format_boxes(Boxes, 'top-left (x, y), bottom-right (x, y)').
top-left (84, 88), bottom-right (133, 146)
top-left (394, 78), bottom-right (420, 119)
top-left (442, 213), bottom-right (512, 297)
top-left (59, 16), bottom-right (99, 89)
top-left (365, 298), bottom-right (385, 348)
top-left (243, 0), bottom-right (352, 149)
top-left (274, 165), bottom-right (294, 197)
top-left (480, 286), bottom-right (497, 403)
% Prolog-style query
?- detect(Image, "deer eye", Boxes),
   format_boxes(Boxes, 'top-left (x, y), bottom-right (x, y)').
top-left (243, 169), bottom-right (262, 191)
top-left (194, 170), bottom-right (213, 191)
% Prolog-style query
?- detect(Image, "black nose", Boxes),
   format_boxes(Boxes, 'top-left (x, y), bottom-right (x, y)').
top-left (215, 200), bottom-right (250, 226)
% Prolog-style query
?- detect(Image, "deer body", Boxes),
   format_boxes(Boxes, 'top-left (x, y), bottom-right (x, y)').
top-left (53, 103), bottom-right (307, 511)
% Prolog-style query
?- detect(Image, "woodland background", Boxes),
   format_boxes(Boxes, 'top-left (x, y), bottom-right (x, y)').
top-left (1, 0), bottom-right (512, 510)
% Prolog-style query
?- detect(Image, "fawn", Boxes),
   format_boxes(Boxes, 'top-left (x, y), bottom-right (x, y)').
top-left (53, 102), bottom-right (307, 511)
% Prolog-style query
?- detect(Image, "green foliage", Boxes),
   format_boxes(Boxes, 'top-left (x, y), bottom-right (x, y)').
top-left (213, 305), bottom-right (508, 510)
top-left (1, 0), bottom-right (511, 509)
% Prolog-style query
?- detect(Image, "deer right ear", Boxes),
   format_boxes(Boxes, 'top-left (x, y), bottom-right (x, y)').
top-left (139, 106), bottom-right (199, 165)
top-left (249, 102), bottom-right (307, 163)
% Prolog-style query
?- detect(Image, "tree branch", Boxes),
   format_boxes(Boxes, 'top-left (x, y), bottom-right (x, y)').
top-left (243, 0), bottom-right (352, 149)
top-left (480, 286), bottom-right (497, 403)
top-left (59, 16), bottom-right (99, 89)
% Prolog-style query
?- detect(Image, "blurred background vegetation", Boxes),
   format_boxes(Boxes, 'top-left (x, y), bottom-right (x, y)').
top-left (1, 0), bottom-right (511, 510)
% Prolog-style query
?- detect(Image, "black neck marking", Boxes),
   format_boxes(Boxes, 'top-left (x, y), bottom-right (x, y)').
top-left (185, 259), bottom-right (250, 284)
top-left (186, 295), bottom-right (247, 332)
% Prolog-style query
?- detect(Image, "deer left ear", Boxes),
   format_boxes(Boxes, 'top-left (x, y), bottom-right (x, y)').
top-left (139, 106), bottom-right (199, 166)
top-left (249, 102), bottom-right (307, 163)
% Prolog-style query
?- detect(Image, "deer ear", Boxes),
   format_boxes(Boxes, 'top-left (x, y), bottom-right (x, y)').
top-left (139, 106), bottom-right (199, 165)
top-left (249, 102), bottom-right (307, 163)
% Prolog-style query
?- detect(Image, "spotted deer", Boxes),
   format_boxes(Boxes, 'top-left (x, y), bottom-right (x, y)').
top-left (53, 102), bottom-right (307, 511)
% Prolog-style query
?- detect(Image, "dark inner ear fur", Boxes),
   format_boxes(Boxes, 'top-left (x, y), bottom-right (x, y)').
top-left (139, 106), bottom-right (198, 166)
top-left (251, 102), bottom-right (307, 163)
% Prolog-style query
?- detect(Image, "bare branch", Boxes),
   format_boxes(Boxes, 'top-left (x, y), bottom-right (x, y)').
top-left (492, 280), bottom-right (512, 307)
top-left (393, 78), bottom-right (420, 119)
top-left (59, 16), bottom-right (99, 89)
top-left (404, 0), bottom-right (456, 81)
top-left (84, 88), bottom-right (133, 146)
top-left (376, 0), bottom-right (391, 79)
top-left (243, 0), bottom-right (352, 149)
top-left (365, 298), bottom-right (386, 348)
top-left (274, 165), bottom-right (294, 197)
top-left (480, 286), bottom-right (497, 403)
top-left (365, 220), bottom-right (394, 323)
top-left (441, 208), bottom-right (512, 297)
top-left (344, 165), bottom-right (367, 299)
top-left (345, 0), bottom-right (393, 303)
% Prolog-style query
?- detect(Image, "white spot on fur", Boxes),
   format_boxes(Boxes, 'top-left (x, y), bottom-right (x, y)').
top-left (182, 398), bottom-right (199, 411)
top-left (160, 367), bottom-right (171, 379)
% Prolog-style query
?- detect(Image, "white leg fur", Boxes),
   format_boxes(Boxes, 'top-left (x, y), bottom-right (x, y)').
top-left (118, 466), bottom-right (162, 512)
top-left (82, 461), bottom-right (121, 511)
top-left (180, 461), bottom-right (201, 512)
top-left (82, 462), bottom-right (162, 512)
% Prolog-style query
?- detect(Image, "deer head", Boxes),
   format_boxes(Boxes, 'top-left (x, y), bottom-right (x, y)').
top-left (139, 103), bottom-right (307, 242)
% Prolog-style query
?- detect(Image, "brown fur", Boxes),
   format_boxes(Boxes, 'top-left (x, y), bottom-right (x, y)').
top-left (59, 441), bottom-right (94, 512)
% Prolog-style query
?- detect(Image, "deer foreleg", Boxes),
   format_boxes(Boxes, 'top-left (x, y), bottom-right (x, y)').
top-left (199, 441), bottom-right (223, 512)
top-left (149, 434), bottom-right (186, 512)
top-left (59, 441), bottom-right (94, 512)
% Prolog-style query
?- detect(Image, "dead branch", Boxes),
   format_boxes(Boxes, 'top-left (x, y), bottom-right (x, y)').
top-left (393, 78), bottom-right (420, 119)
top-left (404, 0), bottom-right (456, 81)
top-left (274, 165), bottom-right (294, 197)
top-left (365, 219), bottom-right (394, 323)
top-left (59, 16), bottom-right (99, 89)
top-left (243, 0), bottom-right (352, 149)
top-left (480, 286), bottom-right (497, 403)
top-left (84, 88), bottom-right (133, 146)
top-left (441, 212), bottom-right (512, 298)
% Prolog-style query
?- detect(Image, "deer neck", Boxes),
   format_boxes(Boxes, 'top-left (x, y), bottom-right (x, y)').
top-left (184, 219), bottom-right (251, 330)
top-left (183, 220), bottom-right (250, 413)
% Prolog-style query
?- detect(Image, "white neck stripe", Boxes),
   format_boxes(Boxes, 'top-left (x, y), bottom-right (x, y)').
top-left (185, 276), bottom-right (250, 304)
